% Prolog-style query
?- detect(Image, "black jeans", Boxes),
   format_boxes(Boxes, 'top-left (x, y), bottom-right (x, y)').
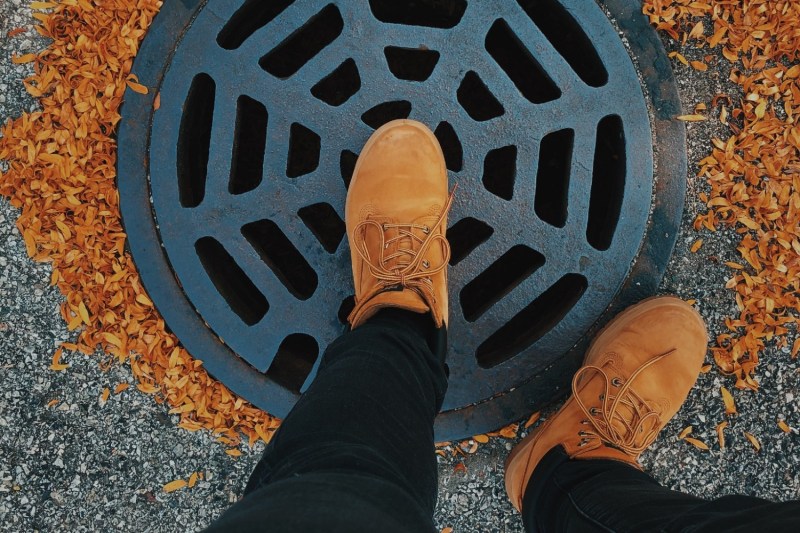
top-left (206, 312), bottom-right (800, 532)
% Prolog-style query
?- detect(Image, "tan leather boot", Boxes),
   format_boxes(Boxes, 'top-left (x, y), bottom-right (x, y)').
top-left (504, 296), bottom-right (708, 511)
top-left (346, 119), bottom-right (454, 329)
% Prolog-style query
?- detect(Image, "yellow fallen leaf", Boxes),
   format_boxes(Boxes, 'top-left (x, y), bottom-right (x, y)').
top-left (754, 100), bottom-right (767, 119)
top-left (684, 437), bottom-right (709, 450)
top-left (126, 80), bottom-right (149, 94)
top-left (50, 349), bottom-right (69, 371)
top-left (700, 364), bottom-right (712, 373)
top-left (11, 53), bottom-right (36, 64)
top-left (690, 239), bottom-right (703, 253)
top-left (744, 432), bottom-right (761, 451)
top-left (30, 2), bottom-right (57, 8)
top-left (679, 426), bottom-right (693, 439)
top-left (498, 424), bottom-right (518, 439)
top-left (135, 293), bottom-right (153, 307)
top-left (473, 434), bottom-right (489, 444)
top-left (100, 387), bottom-right (110, 403)
top-left (226, 449), bottom-right (242, 457)
top-left (721, 386), bottom-right (737, 415)
top-left (188, 472), bottom-right (199, 488)
top-left (102, 332), bottom-right (123, 348)
top-left (153, 92), bottom-right (161, 110)
top-left (716, 421), bottom-right (728, 449)
top-left (46, 399), bottom-right (59, 408)
top-left (524, 411), bottom-right (541, 429)
top-left (688, 20), bottom-right (704, 39)
top-left (114, 383), bottom-right (130, 394)
top-left (163, 479), bottom-right (187, 493)
top-left (669, 51), bottom-right (689, 66)
top-left (690, 61), bottom-right (708, 71)
top-left (78, 301), bottom-right (90, 325)
top-left (676, 114), bottom-right (707, 122)
top-left (778, 420), bottom-right (791, 433)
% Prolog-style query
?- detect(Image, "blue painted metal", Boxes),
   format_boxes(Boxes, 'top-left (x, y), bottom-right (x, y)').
top-left (118, 0), bottom-right (686, 440)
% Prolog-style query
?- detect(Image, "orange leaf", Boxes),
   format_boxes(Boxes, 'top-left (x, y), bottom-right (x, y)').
top-left (721, 387), bottom-right (737, 415)
top-left (50, 349), bottom-right (69, 371)
top-left (744, 432), bottom-right (761, 452)
top-left (791, 338), bottom-right (800, 359)
top-left (78, 301), bottom-right (90, 325)
top-left (188, 472), bottom-right (199, 488)
top-left (716, 421), bottom-right (728, 449)
top-left (524, 411), bottom-right (541, 429)
top-left (678, 426), bottom-right (693, 439)
top-left (135, 293), bottom-right (153, 307)
top-left (6, 28), bottom-right (26, 38)
top-left (226, 449), bottom-right (242, 457)
top-left (163, 479), bottom-right (187, 493)
top-left (690, 239), bottom-right (703, 253)
top-left (114, 383), bottom-right (129, 394)
top-left (11, 53), bottom-right (36, 64)
top-left (676, 114), bottom-right (707, 122)
top-left (126, 80), bottom-right (149, 95)
top-left (100, 387), bottom-right (110, 403)
top-left (668, 51), bottom-right (689, 66)
top-left (473, 434), bottom-right (489, 444)
top-left (684, 437), bottom-right (709, 450)
top-left (778, 420), bottom-right (791, 433)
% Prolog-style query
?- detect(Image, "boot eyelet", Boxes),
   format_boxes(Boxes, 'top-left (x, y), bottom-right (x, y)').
top-left (599, 394), bottom-right (605, 401)
top-left (423, 225), bottom-right (430, 234)
top-left (422, 260), bottom-right (430, 268)
top-left (612, 377), bottom-right (623, 387)
top-left (590, 407), bottom-right (599, 416)
top-left (382, 223), bottom-right (388, 231)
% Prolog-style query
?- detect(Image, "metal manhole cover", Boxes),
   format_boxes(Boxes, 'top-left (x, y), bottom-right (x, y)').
top-left (119, 0), bottom-right (686, 440)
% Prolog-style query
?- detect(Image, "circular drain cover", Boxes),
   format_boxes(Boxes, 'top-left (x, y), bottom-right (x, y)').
top-left (119, 0), bottom-right (686, 439)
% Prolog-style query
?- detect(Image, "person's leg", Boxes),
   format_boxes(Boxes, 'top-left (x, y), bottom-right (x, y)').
top-left (206, 309), bottom-right (446, 533)
top-left (207, 119), bottom-right (455, 532)
top-left (522, 446), bottom-right (800, 532)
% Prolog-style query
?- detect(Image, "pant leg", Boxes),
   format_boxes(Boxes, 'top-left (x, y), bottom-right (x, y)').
top-left (522, 446), bottom-right (800, 533)
top-left (205, 309), bottom-right (447, 533)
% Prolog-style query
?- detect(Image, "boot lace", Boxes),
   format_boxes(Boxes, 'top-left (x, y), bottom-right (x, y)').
top-left (352, 188), bottom-right (456, 307)
top-left (573, 349), bottom-right (676, 455)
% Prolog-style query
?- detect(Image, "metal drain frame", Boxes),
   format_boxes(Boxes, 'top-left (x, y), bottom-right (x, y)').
top-left (118, 0), bottom-right (686, 440)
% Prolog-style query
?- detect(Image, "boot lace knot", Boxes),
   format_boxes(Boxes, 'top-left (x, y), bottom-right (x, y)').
top-left (352, 189), bottom-right (456, 306)
top-left (573, 349), bottom-right (675, 455)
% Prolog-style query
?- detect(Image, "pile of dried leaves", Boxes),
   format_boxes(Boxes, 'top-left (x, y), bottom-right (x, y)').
top-left (0, 0), bottom-right (279, 448)
top-left (643, 0), bottom-right (800, 391)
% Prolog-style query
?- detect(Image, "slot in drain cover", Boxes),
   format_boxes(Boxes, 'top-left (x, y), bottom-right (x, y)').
top-left (119, 0), bottom-right (686, 440)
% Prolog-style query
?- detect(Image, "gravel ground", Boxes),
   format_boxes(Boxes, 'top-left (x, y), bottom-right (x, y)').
top-left (2, 1), bottom-right (800, 532)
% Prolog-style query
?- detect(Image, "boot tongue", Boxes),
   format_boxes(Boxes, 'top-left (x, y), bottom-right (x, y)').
top-left (575, 362), bottom-right (656, 449)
